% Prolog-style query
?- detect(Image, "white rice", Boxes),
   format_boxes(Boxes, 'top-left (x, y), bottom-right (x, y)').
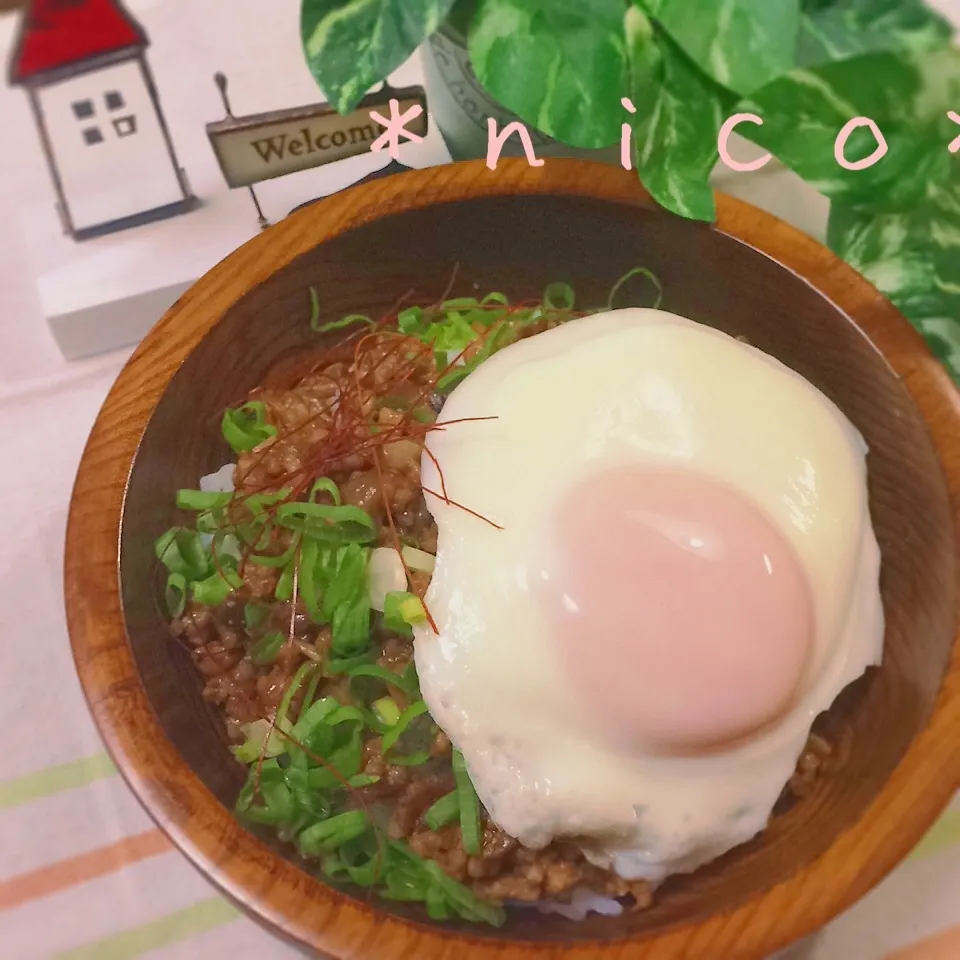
top-left (199, 463), bottom-right (236, 493)
top-left (512, 887), bottom-right (624, 921)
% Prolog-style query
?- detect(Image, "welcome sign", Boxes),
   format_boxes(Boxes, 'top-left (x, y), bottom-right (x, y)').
top-left (207, 84), bottom-right (429, 189)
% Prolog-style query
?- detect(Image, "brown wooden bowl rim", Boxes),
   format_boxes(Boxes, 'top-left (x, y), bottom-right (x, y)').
top-left (66, 158), bottom-right (960, 959)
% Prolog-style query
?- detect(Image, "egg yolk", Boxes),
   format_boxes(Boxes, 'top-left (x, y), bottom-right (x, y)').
top-left (538, 465), bottom-right (814, 754)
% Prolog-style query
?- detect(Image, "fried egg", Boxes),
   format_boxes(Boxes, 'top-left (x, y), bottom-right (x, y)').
top-left (414, 307), bottom-right (883, 884)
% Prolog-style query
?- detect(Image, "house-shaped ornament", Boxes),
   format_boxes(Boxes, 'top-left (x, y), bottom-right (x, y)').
top-left (8, 0), bottom-right (197, 241)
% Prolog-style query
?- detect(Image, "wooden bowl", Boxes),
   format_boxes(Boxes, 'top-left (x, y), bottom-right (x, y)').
top-left (66, 159), bottom-right (960, 959)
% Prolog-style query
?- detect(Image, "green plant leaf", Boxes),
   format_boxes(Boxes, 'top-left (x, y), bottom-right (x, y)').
top-left (628, 8), bottom-right (735, 221)
top-left (300, 0), bottom-right (458, 114)
top-left (828, 184), bottom-right (960, 382)
top-left (737, 48), bottom-right (959, 213)
top-left (642, 0), bottom-right (801, 96)
top-left (468, 0), bottom-right (628, 148)
top-left (797, 0), bottom-right (953, 67)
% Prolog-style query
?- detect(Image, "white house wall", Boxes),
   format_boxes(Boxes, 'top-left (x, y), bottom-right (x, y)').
top-left (36, 58), bottom-right (185, 231)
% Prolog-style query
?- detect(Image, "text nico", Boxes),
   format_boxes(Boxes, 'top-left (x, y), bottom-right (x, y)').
top-left (365, 97), bottom-right (960, 172)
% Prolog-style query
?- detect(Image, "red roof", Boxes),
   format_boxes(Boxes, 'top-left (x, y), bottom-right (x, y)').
top-left (9, 0), bottom-right (147, 85)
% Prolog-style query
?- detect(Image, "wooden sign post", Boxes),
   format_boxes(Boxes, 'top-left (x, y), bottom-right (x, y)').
top-left (207, 75), bottom-right (428, 227)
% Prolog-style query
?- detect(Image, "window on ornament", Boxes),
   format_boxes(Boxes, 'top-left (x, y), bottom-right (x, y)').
top-left (112, 115), bottom-right (138, 138)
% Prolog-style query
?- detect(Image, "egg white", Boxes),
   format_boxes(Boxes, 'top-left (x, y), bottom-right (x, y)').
top-left (414, 308), bottom-right (883, 884)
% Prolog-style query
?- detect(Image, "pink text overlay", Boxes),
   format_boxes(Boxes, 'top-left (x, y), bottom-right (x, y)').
top-left (367, 97), bottom-right (960, 170)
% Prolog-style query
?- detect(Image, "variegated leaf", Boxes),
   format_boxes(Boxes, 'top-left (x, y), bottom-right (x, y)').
top-left (829, 184), bottom-right (960, 381)
top-left (642, 0), bottom-right (801, 96)
top-left (468, 0), bottom-right (628, 149)
top-left (628, 6), bottom-right (735, 222)
top-left (738, 47), bottom-right (960, 212)
top-left (301, 0), bottom-right (458, 114)
top-left (797, 0), bottom-right (953, 67)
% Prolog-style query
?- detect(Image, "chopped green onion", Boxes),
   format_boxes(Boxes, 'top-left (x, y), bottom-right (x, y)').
top-left (316, 545), bottom-right (372, 655)
top-left (325, 650), bottom-right (377, 675)
top-left (328, 832), bottom-right (382, 886)
top-left (294, 702), bottom-right (365, 786)
top-left (400, 661), bottom-right (421, 698)
top-left (426, 885), bottom-right (452, 920)
top-left (424, 791), bottom-right (459, 830)
top-left (195, 511), bottom-right (223, 534)
top-left (274, 662), bottom-right (317, 733)
top-left (381, 701), bottom-right (428, 753)
top-left (400, 545), bottom-right (435, 574)
top-left (306, 742), bottom-right (364, 789)
top-left (191, 565), bottom-right (243, 606)
top-left (543, 281), bottom-right (575, 311)
top-left (439, 312), bottom-right (478, 349)
top-left (176, 490), bottom-right (233, 532)
top-left (283, 765), bottom-right (332, 823)
top-left (250, 537), bottom-right (299, 568)
top-left (330, 591), bottom-right (371, 656)
top-left (297, 811), bottom-right (370, 857)
top-left (291, 696), bottom-right (339, 743)
top-left (236, 521), bottom-right (270, 549)
top-left (237, 767), bottom-right (295, 826)
top-left (397, 306), bottom-right (425, 333)
top-left (213, 533), bottom-right (243, 565)
top-left (244, 603), bottom-right (269, 631)
top-left (343, 664), bottom-right (413, 736)
top-left (275, 502), bottom-right (376, 544)
top-left (308, 286), bottom-right (321, 330)
top-left (244, 489), bottom-right (291, 519)
top-left (313, 313), bottom-right (374, 333)
top-left (373, 697), bottom-right (402, 728)
top-left (435, 366), bottom-right (470, 393)
top-left (347, 774), bottom-right (380, 788)
top-left (231, 717), bottom-right (292, 763)
top-left (221, 402), bottom-right (277, 454)
top-left (606, 266), bottom-right (663, 311)
top-left (422, 860), bottom-right (505, 926)
top-left (175, 490), bottom-right (232, 511)
top-left (250, 629), bottom-right (285, 665)
top-left (382, 870), bottom-right (429, 902)
top-left (308, 477), bottom-right (341, 504)
top-left (382, 700), bottom-right (432, 766)
top-left (481, 292), bottom-right (509, 306)
top-left (401, 594), bottom-right (428, 624)
top-left (155, 527), bottom-right (209, 580)
top-left (244, 603), bottom-right (268, 631)
top-left (453, 749), bottom-right (482, 856)
top-left (165, 573), bottom-right (187, 617)
top-left (274, 553), bottom-right (297, 601)
top-left (346, 663), bottom-right (419, 698)
top-left (301, 668), bottom-right (321, 716)
top-left (383, 591), bottom-right (427, 637)
top-left (298, 536), bottom-right (323, 623)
